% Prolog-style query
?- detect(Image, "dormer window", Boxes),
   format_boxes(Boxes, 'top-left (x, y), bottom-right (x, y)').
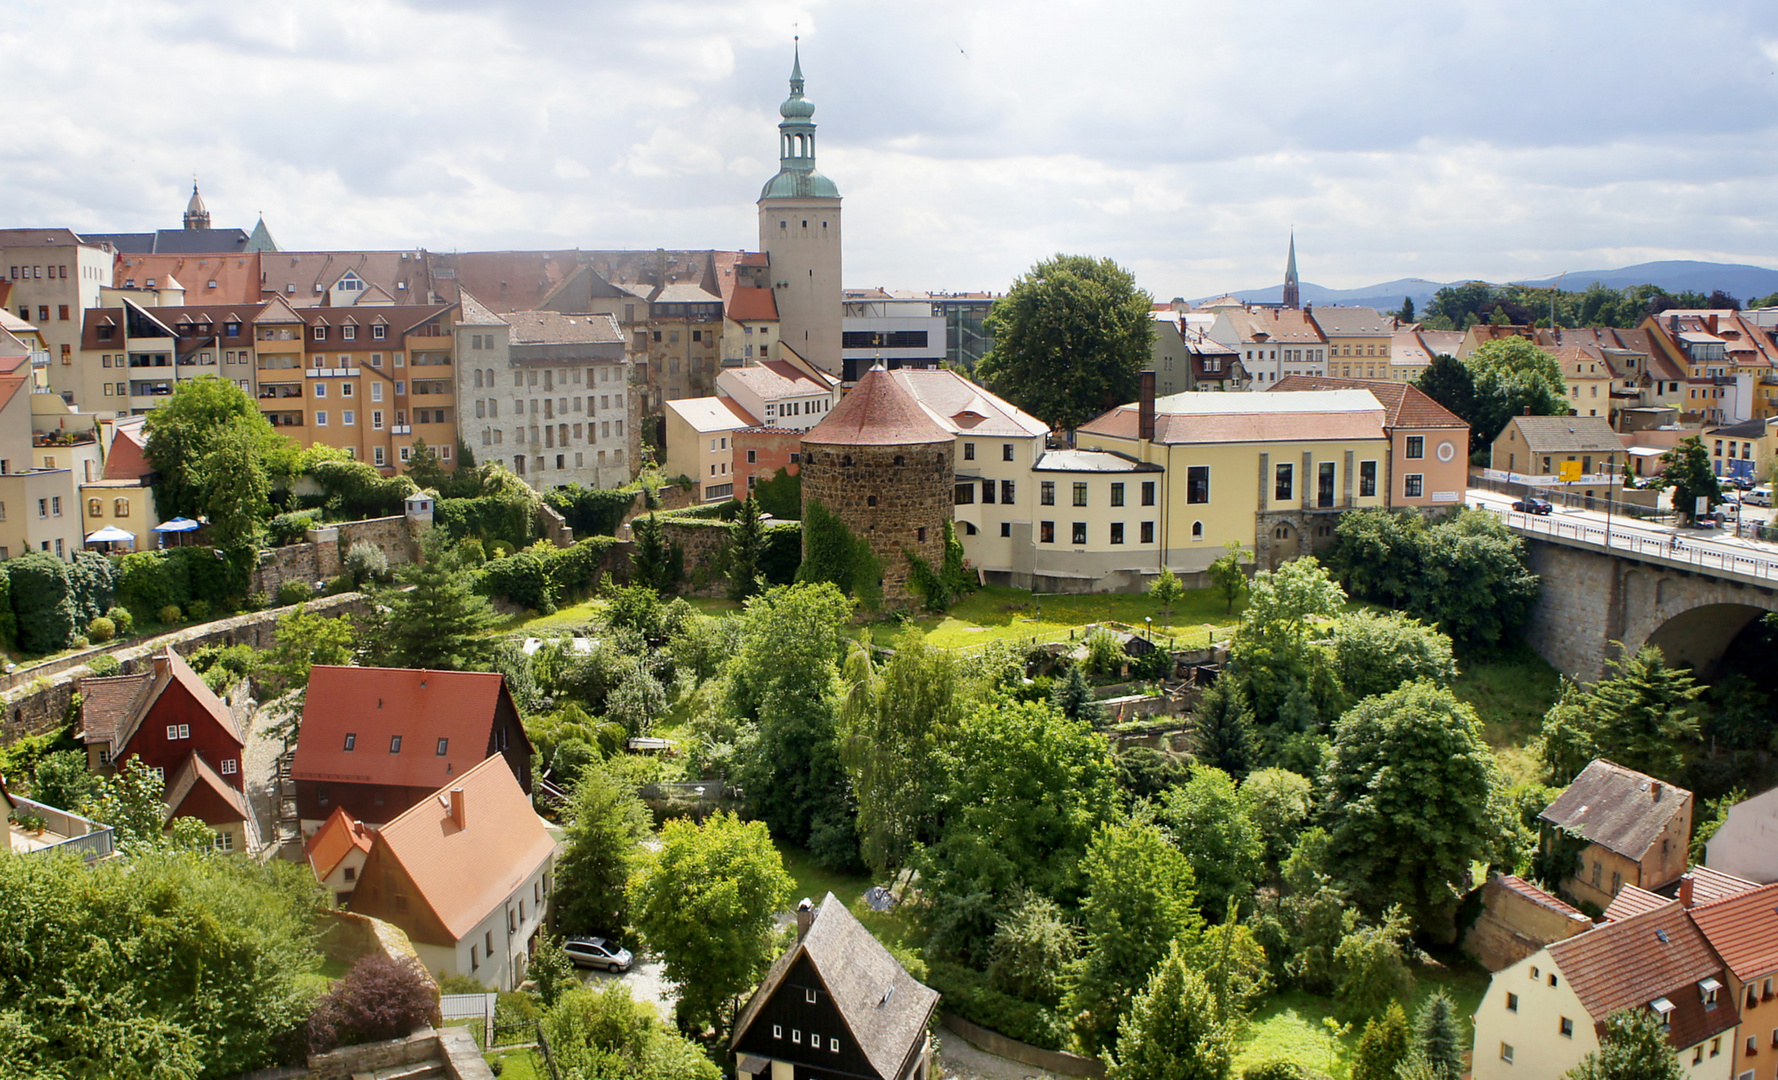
top-left (390, 735), bottom-right (402, 753)
top-left (1651, 997), bottom-right (1675, 1030)
top-left (1702, 978), bottom-right (1722, 1008)
top-left (314, 326), bottom-right (328, 341)
top-left (343, 733), bottom-right (356, 751)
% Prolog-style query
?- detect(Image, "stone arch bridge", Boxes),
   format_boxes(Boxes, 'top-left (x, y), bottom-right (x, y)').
top-left (1510, 516), bottom-right (1778, 682)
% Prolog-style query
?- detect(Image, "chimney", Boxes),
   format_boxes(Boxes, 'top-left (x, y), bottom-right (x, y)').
top-left (1651, 781), bottom-right (1663, 801)
top-left (448, 787), bottom-right (466, 829)
top-left (1679, 872), bottom-right (1694, 909)
top-left (1669, 313), bottom-right (1680, 334)
top-left (151, 649), bottom-right (172, 678)
top-left (1706, 313), bottom-right (1719, 336)
top-left (796, 898), bottom-right (814, 941)
top-left (1138, 371), bottom-right (1156, 442)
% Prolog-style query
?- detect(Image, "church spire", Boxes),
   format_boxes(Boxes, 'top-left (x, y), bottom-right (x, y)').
top-left (1282, 231), bottom-right (1300, 309)
top-left (759, 42), bottom-right (839, 201)
top-left (184, 179), bottom-right (211, 231)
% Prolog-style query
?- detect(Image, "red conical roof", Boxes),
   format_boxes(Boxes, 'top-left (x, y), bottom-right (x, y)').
top-left (804, 365), bottom-right (951, 446)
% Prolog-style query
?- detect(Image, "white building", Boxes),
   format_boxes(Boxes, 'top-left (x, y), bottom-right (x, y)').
top-left (841, 289), bottom-right (945, 382)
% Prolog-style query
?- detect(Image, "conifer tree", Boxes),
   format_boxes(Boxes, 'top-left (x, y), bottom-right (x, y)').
top-left (727, 496), bottom-right (766, 601)
top-left (382, 529), bottom-right (497, 671)
top-left (1106, 940), bottom-right (1231, 1080)
top-left (1191, 677), bottom-right (1255, 778)
top-left (1589, 646), bottom-right (1703, 779)
top-left (1351, 1001), bottom-right (1410, 1080)
top-left (1403, 991), bottom-right (1463, 1080)
top-left (1052, 664), bottom-right (1104, 727)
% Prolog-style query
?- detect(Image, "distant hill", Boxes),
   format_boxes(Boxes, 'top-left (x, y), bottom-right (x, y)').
top-left (1200, 260), bottom-right (1778, 312)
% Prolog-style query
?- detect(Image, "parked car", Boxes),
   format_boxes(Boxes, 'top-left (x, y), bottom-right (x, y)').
top-left (1724, 476), bottom-right (1753, 491)
top-left (1719, 489), bottom-right (1741, 503)
top-left (564, 937), bottom-right (634, 972)
top-left (1511, 497), bottom-right (1554, 515)
top-left (1746, 486), bottom-right (1774, 507)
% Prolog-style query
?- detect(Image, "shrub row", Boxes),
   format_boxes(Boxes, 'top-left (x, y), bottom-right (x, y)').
top-left (435, 493), bottom-right (539, 551)
top-left (116, 547), bottom-right (252, 626)
top-left (923, 961), bottom-right (1073, 1052)
top-left (475, 536), bottom-right (621, 613)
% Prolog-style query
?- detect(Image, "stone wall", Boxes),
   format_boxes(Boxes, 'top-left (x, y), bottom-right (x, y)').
top-left (0, 593), bottom-right (370, 744)
top-left (1462, 873), bottom-right (1593, 972)
top-left (307, 1028), bottom-right (492, 1080)
top-left (535, 501), bottom-right (574, 548)
top-left (801, 439), bottom-right (953, 604)
top-left (941, 1015), bottom-right (1105, 1078)
top-left (252, 514), bottom-right (421, 597)
top-left (660, 519), bottom-right (733, 598)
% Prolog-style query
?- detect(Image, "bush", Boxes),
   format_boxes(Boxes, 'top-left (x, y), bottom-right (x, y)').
top-left (924, 961), bottom-right (1073, 1051)
top-left (323, 575), bottom-right (353, 596)
top-left (87, 654), bottom-right (121, 677)
top-left (477, 549), bottom-right (556, 613)
top-left (307, 954), bottom-right (440, 1054)
top-left (1244, 1063), bottom-right (1333, 1080)
top-left (66, 552), bottom-right (117, 626)
top-left (7, 553), bottom-right (77, 654)
top-left (70, 635), bottom-right (89, 650)
top-left (117, 551), bottom-right (184, 623)
top-left (186, 599), bottom-right (212, 622)
top-left (86, 616), bottom-right (116, 643)
top-left (0, 568), bottom-right (14, 649)
top-left (159, 604), bottom-right (183, 625)
top-left (435, 493), bottom-right (538, 550)
top-left (277, 580), bottom-right (314, 606)
top-left (105, 605), bottom-right (134, 636)
top-left (344, 541), bottom-right (390, 588)
top-left (267, 508), bottom-right (322, 547)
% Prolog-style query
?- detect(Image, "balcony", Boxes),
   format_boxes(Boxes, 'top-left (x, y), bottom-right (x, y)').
top-left (258, 385), bottom-right (303, 400)
top-left (304, 366), bottom-right (357, 378)
top-left (32, 431), bottom-right (96, 448)
top-left (7, 794), bottom-right (114, 863)
top-left (391, 424), bottom-right (411, 435)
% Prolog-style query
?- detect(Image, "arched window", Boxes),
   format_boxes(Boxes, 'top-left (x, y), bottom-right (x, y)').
top-left (1191, 521), bottom-right (1203, 539)
top-left (474, 370), bottom-right (483, 389)
top-left (114, 499), bottom-right (129, 518)
top-left (87, 498), bottom-right (102, 518)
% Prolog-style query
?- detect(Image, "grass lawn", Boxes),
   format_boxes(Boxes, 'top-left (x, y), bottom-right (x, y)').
top-left (777, 844), bottom-right (874, 909)
top-left (1451, 642), bottom-right (1563, 783)
top-left (865, 583), bottom-right (1243, 650)
top-left (501, 597), bottom-right (606, 635)
top-left (1233, 954), bottom-right (1489, 1079)
top-left (485, 1048), bottom-right (544, 1080)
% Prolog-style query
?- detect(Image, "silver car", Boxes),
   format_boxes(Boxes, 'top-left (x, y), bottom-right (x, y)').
top-left (563, 936), bottom-right (633, 972)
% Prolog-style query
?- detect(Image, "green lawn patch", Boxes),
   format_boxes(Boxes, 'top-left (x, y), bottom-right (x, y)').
top-left (502, 597), bottom-right (606, 635)
top-left (1452, 642), bottom-right (1563, 749)
top-left (485, 1047), bottom-right (544, 1080)
top-left (865, 583), bottom-right (1242, 650)
top-left (777, 844), bottom-right (874, 909)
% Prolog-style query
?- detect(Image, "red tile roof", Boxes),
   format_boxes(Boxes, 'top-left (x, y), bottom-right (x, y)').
top-left (804, 364), bottom-right (952, 446)
top-left (306, 804), bottom-right (375, 882)
top-left (371, 755), bottom-right (556, 940)
top-left (1548, 901), bottom-right (1736, 1050)
top-left (1689, 882), bottom-right (1778, 982)
top-left (1603, 885), bottom-right (1669, 922)
top-left (115, 254), bottom-right (262, 305)
top-left (104, 416), bottom-right (151, 481)
top-left (164, 750), bottom-right (249, 825)
top-left (291, 666), bottom-right (523, 790)
top-left (82, 648), bottom-right (243, 753)
top-left (1689, 865), bottom-right (1759, 905)
top-left (725, 286), bottom-right (778, 322)
top-left (1498, 874), bottom-right (1589, 920)
top-left (1270, 375), bottom-right (1468, 429)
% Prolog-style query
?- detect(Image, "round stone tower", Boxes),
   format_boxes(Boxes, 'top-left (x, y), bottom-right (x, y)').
top-left (800, 364), bottom-right (954, 603)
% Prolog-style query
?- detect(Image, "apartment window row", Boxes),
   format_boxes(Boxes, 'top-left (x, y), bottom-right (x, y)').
top-left (1038, 520), bottom-right (1157, 546)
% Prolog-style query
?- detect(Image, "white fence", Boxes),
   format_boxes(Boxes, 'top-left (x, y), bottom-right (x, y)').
top-left (439, 992), bottom-right (496, 1047)
top-left (1480, 504), bottom-right (1778, 584)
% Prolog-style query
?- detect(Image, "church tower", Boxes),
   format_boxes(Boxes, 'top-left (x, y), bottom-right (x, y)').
top-left (183, 181), bottom-right (211, 231)
top-left (759, 44), bottom-right (843, 377)
top-left (1282, 231), bottom-right (1300, 309)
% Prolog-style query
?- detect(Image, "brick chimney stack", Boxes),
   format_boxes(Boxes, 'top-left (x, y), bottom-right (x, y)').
top-left (448, 787), bottom-right (466, 829)
top-left (796, 897), bottom-right (814, 941)
top-left (1679, 872), bottom-right (1694, 908)
top-left (1138, 371), bottom-right (1156, 443)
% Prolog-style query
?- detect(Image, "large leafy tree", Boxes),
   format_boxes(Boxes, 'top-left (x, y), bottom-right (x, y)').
top-left (1226, 557), bottom-right (1347, 741)
top-left (1407, 510), bottom-right (1540, 651)
top-left (542, 983), bottom-right (722, 1080)
top-left (1464, 337), bottom-right (1569, 448)
top-left (976, 254), bottom-right (1154, 431)
top-left (1327, 610), bottom-right (1457, 702)
top-left (1105, 941), bottom-right (1232, 1080)
top-left (552, 762), bottom-right (653, 941)
top-left (143, 375), bottom-right (294, 522)
top-left (1568, 1009), bottom-right (1684, 1080)
top-left (199, 417), bottom-right (272, 549)
top-left (1159, 766), bottom-right (1264, 921)
top-left (1414, 355), bottom-right (1477, 446)
top-left (1068, 820), bottom-right (1204, 1052)
top-left (379, 528), bottom-right (498, 671)
top-left (1322, 682), bottom-right (1510, 939)
top-left (628, 811), bottom-right (793, 1040)
top-left (1660, 436), bottom-right (1722, 521)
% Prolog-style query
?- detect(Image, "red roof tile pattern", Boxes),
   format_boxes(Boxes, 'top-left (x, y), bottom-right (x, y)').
top-left (804, 365), bottom-right (952, 446)
top-left (291, 666), bottom-right (522, 790)
top-left (1689, 882), bottom-right (1778, 982)
top-left (1548, 901), bottom-right (1736, 1050)
top-left (1539, 760), bottom-right (1691, 861)
top-left (726, 286), bottom-right (778, 322)
top-left (115, 253), bottom-right (262, 305)
top-left (82, 648), bottom-right (242, 752)
top-left (372, 755), bottom-right (555, 940)
top-left (1498, 874), bottom-right (1589, 920)
top-left (1603, 885), bottom-right (1668, 922)
top-left (306, 805), bottom-right (375, 881)
top-left (1689, 865), bottom-right (1759, 905)
top-left (1270, 375), bottom-right (1468, 429)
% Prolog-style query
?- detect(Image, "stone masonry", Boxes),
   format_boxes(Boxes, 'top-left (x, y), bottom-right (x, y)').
top-left (800, 440), bottom-right (952, 604)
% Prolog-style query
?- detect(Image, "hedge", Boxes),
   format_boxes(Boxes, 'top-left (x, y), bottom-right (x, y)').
top-left (435, 494), bottom-right (537, 550)
top-left (7, 554), bottom-right (77, 655)
top-left (312, 459), bottom-right (417, 519)
top-left (544, 485), bottom-right (640, 537)
top-left (474, 536), bottom-right (622, 611)
top-left (923, 961), bottom-right (1073, 1052)
top-left (115, 547), bottom-right (250, 623)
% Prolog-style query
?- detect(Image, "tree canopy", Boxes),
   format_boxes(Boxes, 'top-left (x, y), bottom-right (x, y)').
top-left (1659, 436), bottom-right (1722, 521)
top-left (1463, 337), bottom-right (1570, 449)
top-left (976, 254), bottom-right (1154, 431)
top-left (143, 375), bottom-right (295, 524)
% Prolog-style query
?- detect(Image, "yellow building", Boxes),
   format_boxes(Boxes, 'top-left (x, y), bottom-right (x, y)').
top-left (1551, 345), bottom-right (1614, 418)
top-left (1310, 306), bottom-right (1396, 379)
top-left (1075, 387), bottom-right (1392, 572)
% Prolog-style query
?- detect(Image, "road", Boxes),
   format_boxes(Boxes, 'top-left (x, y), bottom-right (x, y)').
top-left (1466, 489), bottom-right (1778, 583)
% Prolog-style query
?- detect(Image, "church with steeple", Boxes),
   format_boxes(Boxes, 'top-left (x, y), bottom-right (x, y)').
top-left (758, 43), bottom-right (843, 378)
top-left (1282, 231), bottom-right (1301, 309)
top-left (87, 179), bottom-right (279, 255)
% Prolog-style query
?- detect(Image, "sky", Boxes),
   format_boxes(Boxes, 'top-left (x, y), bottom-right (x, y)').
top-left (7, 0), bottom-right (1778, 300)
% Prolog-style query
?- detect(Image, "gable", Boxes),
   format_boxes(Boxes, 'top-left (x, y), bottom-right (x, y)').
top-left (732, 953), bottom-right (878, 1079)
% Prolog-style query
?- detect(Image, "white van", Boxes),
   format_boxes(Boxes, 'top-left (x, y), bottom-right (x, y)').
top-left (1746, 486), bottom-right (1773, 507)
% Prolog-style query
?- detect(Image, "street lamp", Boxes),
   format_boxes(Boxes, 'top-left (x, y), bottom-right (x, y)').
top-left (1144, 616), bottom-right (1152, 645)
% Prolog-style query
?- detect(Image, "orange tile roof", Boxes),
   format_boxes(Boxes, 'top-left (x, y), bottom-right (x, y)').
top-left (726, 285), bottom-right (778, 322)
top-left (114, 253), bottom-right (262, 305)
top-left (1548, 901), bottom-right (1735, 1049)
top-left (372, 755), bottom-right (556, 940)
top-left (306, 804), bottom-right (375, 881)
top-left (292, 666), bottom-right (524, 790)
top-left (804, 364), bottom-right (952, 446)
top-left (1498, 874), bottom-right (1589, 920)
top-left (104, 416), bottom-right (151, 481)
top-left (1690, 882), bottom-right (1778, 982)
top-left (1689, 865), bottom-right (1759, 905)
top-left (1603, 885), bottom-right (1668, 922)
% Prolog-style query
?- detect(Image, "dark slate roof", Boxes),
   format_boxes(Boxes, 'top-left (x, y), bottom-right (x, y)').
top-left (732, 893), bottom-right (939, 1080)
top-left (1506, 415), bottom-right (1624, 454)
top-left (1539, 759), bottom-right (1691, 861)
top-left (1707, 418), bottom-right (1769, 439)
top-left (83, 229), bottom-right (251, 255)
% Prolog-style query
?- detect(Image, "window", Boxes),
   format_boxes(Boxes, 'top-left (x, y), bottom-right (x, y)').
top-left (1713, 1037), bottom-right (1722, 1058)
top-left (1142, 480), bottom-right (1156, 506)
top-left (1506, 993), bottom-right (1519, 1012)
top-left (342, 410), bottom-right (355, 426)
top-left (805, 988), bottom-right (818, 1004)
top-left (1275, 463), bottom-right (1294, 501)
top-left (344, 733), bottom-right (356, 751)
top-left (1111, 482), bottom-right (1126, 507)
top-left (1187, 466), bottom-right (1210, 504)
top-left (1500, 1043), bottom-right (1513, 1064)
top-left (981, 479), bottom-right (995, 504)
top-left (1072, 521), bottom-right (1087, 545)
top-left (436, 738), bottom-right (449, 756)
top-left (1110, 522), bottom-right (1125, 544)
top-left (214, 830), bottom-right (233, 852)
top-left (1560, 1017), bottom-right (1573, 1038)
top-left (220, 759), bottom-right (237, 775)
top-left (115, 498), bottom-right (129, 517)
top-left (793, 1030), bottom-right (802, 1044)
top-left (167, 724), bottom-right (190, 740)
top-left (964, 442), bottom-right (975, 461)
top-left (1141, 521), bottom-right (1155, 543)
top-left (1041, 481), bottom-right (1055, 506)
top-left (1003, 443), bottom-right (1014, 462)
top-left (1001, 522), bottom-right (1011, 538)
top-left (389, 735), bottom-right (402, 753)
top-left (1001, 480), bottom-right (1015, 504)
top-left (1403, 474), bottom-right (1424, 498)
top-left (1040, 521), bottom-right (1055, 543)
top-left (471, 945), bottom-right (479, 970)
top-left (51, 497), bottom-right (60, 517)
top-left (1406, 436), bottom-right (1424, 459)
top-left (373, 325), bottom-right (386, 340)
top-left (1073, 482), bottom-right (1088, 507)
top-left (315, 411), bottom-right (327, 426)
top-left (955, 483), bottom-right (975, 505)
top-left (773, 1026), bottom-right (782, 1039)
top-left (1359, 460), bottom-right (1377, 498)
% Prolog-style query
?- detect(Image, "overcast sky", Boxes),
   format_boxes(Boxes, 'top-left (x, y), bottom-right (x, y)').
top-left (8, 0), bottom-right (1778, 299)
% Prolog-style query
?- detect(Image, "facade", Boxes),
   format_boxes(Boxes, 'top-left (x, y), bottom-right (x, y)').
top-left (1707, 786), bottom-right (1778, 884)
top-left (1539, 760), bottom-right (1694, 911)
top-left (0, 229), bottom-right (116, 404)
top-left (1074, 386), bottom-right (1393, 574)
top-left (1269, 377), bottom-right (1469, 508)
top-left (732, 893), bottom-right (939, 1080)
top-left (1471, 901), bottom-right (1738, 1080)
top-left (799, 364), bottom-right (954, 603)
top-left (1690, 882), bottom-right (1778, 1080)
top-left (1149, 310), bottom-right (1192, 397)
top-left (79, 299), bottom-right (262, 419)
top-left (1705, 418), bottom-right (1775, 485)
top-left (289, 666), bottom-right (532, 833)
top-left (1490, 415), bottom-right (1628, 506)
top-left (1183, 322), bottom-right (1244, 390)
top-left (735, 426), bottom-right (806, 495)
top-left (758, 49), bottom-right (843, 378)
top-left (664, 396), bottom-right (756, 502)
top-left (79, 648), bottom-right (251, 852)
top-left (1463, 873), bottom-right (1593, 972)
top-left (1551, 344), bottom-right (1615, 419)
top-left (930, 292), bottom-right (996, 372)
top-left (718, 359), bottom-right (837, 432)
top-left (1386, 330), bottom-right (1435, 383)
top-left (840, 290), bottom-right (945, 381)
top-left (307, 805), bottom-right (375, 909)
top-left (0, 348), bottom-right (81, 560)
top-left (347, 755), bottom-right (557, 991)
top-left (1208, 306), bottom-right (1327, 386)
top-left (1311, 307), bottom-right (1396, 379)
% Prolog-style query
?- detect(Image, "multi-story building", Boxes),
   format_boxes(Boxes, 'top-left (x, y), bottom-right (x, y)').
top-left (1311, 307), bottom-right (1396, 379)
top-left (1208, 306), bottom-right (1328, 386)
top-left (930, 292), bottom-right (997, 373)
top-left (840, 289), bottom-right (944, 381)
top-left (79, 300), bottom-right (262, 418)
top-left (0, 229), bottom-right (116, 403)
top-left (1551, 344), bottom-right (1615, 419)
top-left (664, 397), bottom-right (757, 503)
top-left (1538, 760), bottom-right (1693, 911)
top-left (1270, 377), bottom-right (1469, 509)
top-left (1690, 882), bottom-right (1778, 1080)
top-left (1386, 330), bottom-right (1435, 383)
top-left (717, 359), bottom-right (837, 432)
top-left (1149, 309), bottom-right (1192, 396)
top-left (758, 49), bottom-right (843, 379)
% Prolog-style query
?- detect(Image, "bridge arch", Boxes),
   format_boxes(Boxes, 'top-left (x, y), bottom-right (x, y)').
top-left (1637, 603), bottom-right (1770, 678)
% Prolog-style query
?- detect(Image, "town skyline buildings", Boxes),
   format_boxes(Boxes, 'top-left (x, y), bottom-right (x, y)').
top-left (7, 1), bottom-right (1777, 301)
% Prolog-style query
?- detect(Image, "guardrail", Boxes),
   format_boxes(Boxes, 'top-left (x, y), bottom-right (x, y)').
top-left (1478, 504), bottom-right (1778, 584)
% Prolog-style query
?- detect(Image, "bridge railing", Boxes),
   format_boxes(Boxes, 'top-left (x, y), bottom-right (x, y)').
top-left (1476, 504), bottom-right (1778, 584)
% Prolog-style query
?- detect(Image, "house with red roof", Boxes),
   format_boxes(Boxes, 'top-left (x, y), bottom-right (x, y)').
top-left (80, 647), bottom-right (252, 852)
top-left (347, 755), bottom-right (557, 990)
top-left (1690, 880), bottom-right (1778, 1080)
top-left (307, 805), bottom-right (376, 908)
top-left (289, 666), bottom-right (531, 833)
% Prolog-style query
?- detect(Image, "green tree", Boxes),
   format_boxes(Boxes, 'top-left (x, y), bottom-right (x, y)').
top-left (727, 496), bottom-right (766, 601)
top-left (1588, 645), bottom-right (1704, 778)
top-left (628, 513), bottom-right (680, 594)
top-left (81, 757), bottom-right (178, 853)
top-left (1535, 680), bottom-right (1597, 784)
top-left (553, 762), bottom-right (653, 941)
top-left (1322, 683), bottom-right (1509, 939)
top-left (977, 254), bottom-right (1154, 431)
top-left (263, 602), bottom-right (355, 694)
top-left (1150, 566), bottom-right (1187, 624)
top-left (6, 552), bottom-right (77, 654)
top-left (1240, 767), bottom-right (1314, 870)
top-left (1660, 436), bottom-right (1723, 521)
top-left (1069, 819), bottom-right (1205, 1052)
top-left (1691, 787), bottom-right (1746, 863)
top-left (1106, 940), bottom-right (1232, 1080)
top-left (28, 748), bottom-right (104, 814)
top-left (198, 416), bottom-right (272, 549)
top-left (1415, 355), bottom-right (1477, 445)
top-left (541, 982), bottom-right (722, 1080)
top-left (380, 529), bottom-right (498, 671)
top-left (1226, 558), bottom-right (1346, 738)
top-left (1465, 337), bottom-right (1569, 448)
top-left (1568, 1008), bottom-right (1685, 1080)
top-left (1403, 991), bottom-right (1465, 1080)
top-left (1191, 677), bottom-right (1256, 777)
top-left (628, 811), bottom-right (794, 1040)
top-left (529, 936), bottom-right (576, 1009)
top-left (1331, 906), bottom-right (1414, 1020)
top-left (1160, 766), bottom-right (1264, 921)
top-left (1409, 510), bottom-right (1540, 651)
top-left (988, 890), bottom-right (1079, 1006)
top-left (404, 437), bottom-right (447, 492)
top-left (1328, 610), bottom-right (1457, 702)
top-left (1051, 663), bottom-right (1105, 727)
top-left (143, 374), bottom-right (293, 522)
top-left (1350, 1001), bottom-right (1410, 1080)
top-left (1205, 544), bottom-right (1249, 616)
top-left (1396, 297), bottom-right (1416, 324)
top-left (606, 664), bottom-right (667, 736)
